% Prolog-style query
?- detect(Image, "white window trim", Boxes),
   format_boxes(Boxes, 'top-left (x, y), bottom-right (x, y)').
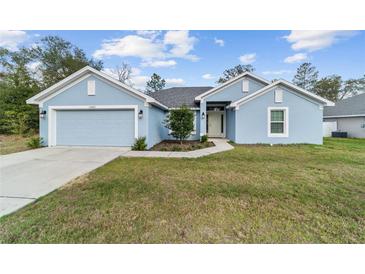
top-left (267, 107), bottom-right (289, 138)
top-left (87, 80), bottom-right (95, 96)
top-left (242, 79), bottom-right (249, 93)
top-left (47, 105), bottom-right (139, 147)
top-left (274, 88), bottom-right (283, 103)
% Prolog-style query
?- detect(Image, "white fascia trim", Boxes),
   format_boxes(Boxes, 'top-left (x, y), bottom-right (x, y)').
top-left (230, 80), bottom-right (335, 109)
top-left (324, 114), bottom-right (365, 118)
top-left (169, 107), bottom-right (200, 110)
top-left (27, 66), bottom-right (168, 110)
top-left (47, 105), bottom-right (139, 147)
top-left (195, 72), bottom-right (270, 101)
top-left (27, 66), bottom-right (92, 104)
top-left (267, 107), bottom-right (289, 138)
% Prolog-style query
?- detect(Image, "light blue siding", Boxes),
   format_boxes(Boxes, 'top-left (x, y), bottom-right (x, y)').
top-left (234, 86), bottom-right (323, 144)
top-left (56, 110), bottom-right (134, 146)
top-left (147, 106), bottom-right (166, 148)
top-left (204, 76), bottom-right (267, 102)
top-left (40, 75), bottom-right (148, 146)
top-left (226, 109), bottom-right (235, 141)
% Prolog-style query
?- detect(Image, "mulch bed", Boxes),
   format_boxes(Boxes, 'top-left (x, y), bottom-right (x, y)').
top-left (150, 140), bottom-right (215, 152)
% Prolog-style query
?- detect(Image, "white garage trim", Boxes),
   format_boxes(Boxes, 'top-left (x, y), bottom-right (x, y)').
top-left (48, 105), bottom-right (138, 147)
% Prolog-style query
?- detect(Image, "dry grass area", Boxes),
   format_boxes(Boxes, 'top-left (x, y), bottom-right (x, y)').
top-left (150, 140), bottom-right (214, 151)
top-left (0, 134), bottom-right (35, 155)
top-left (0, 138), bottom-right (364, 243)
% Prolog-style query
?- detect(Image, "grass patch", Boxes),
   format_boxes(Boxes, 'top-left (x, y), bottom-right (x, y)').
top-left (150, 140), bottom-right (214, 151)
top-left (0, 134), bottom-right (38, 155)
top-left (0, 137), bottom-right (364, 243)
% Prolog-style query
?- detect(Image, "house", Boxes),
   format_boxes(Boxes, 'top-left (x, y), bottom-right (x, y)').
top-left (26, 66), bottom-right (334, 148)
top-left (323, 93), bottom-right (365, 138)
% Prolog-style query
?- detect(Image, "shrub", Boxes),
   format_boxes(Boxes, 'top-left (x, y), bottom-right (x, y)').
top-left (200, 135), bottom-right (208, 143)
top-left (132, 137), bottom-right (147, 151)
top-left (164, 105), bottom-right (194, 145)
top-left (27, 136), bottom-right (44, 149)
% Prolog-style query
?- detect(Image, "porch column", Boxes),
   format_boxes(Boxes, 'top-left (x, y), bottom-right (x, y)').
top-left (199, 100), bottom-right (207, 136)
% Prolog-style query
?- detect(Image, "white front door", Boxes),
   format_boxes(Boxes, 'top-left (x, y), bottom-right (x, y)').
top-left (207, 111), bottom-right (225, 137)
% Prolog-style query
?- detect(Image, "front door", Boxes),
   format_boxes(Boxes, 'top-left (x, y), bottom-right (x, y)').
top-left (207, 111), bottom-right (225, 137)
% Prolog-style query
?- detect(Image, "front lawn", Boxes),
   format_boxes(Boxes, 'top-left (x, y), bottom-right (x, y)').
top-left (1, 138), bottom-right (364, 243)
top-left (0, 134), bottom-right (36, 155)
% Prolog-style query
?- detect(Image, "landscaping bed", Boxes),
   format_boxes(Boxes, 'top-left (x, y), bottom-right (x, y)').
top-left (150, 140), bottom-right (215, 151)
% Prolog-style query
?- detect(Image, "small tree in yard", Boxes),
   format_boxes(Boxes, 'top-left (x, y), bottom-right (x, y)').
top-left (164, 105), bottom-right (194, 145)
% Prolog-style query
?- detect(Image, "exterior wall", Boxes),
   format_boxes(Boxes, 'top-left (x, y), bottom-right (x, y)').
top-left (204, 76), bottom-right (267, 102)
top-left (199, 101), bottom-right (207, 136)
top-left (324, 116), bottom-right (365, 138)
top-left (226, 108), bottom-right (236, 141)
top-left (235, 86), bottom-right (323, 144)
top-left (39, 75), bottom-right (148, 146)
top-left (199, 76), bottom-right (267, 138)
top-left (147, 105), bottom-right (166, 148)
top-left (162, 110), bottom-right (201, 141)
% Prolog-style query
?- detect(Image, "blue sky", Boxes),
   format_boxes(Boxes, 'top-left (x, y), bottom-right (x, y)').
top-left (1, 30), bottom-right (364, 89)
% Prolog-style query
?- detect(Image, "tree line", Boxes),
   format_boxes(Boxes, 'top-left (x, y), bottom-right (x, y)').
top-left (1, 35), bottom-right (363, 136)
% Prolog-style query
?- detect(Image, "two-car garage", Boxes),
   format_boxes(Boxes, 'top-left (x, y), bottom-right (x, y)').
top-left (48, 106), bottom-right (138, 147)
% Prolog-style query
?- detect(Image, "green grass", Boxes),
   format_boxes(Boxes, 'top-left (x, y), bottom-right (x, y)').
top-left (0, 134), bottom-right (37, 155)
top-left (1, 138), bottom-right (364, 243)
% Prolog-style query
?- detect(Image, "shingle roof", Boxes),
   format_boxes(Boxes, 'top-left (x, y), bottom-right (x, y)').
top-left (149, 86), bottom-right (213, 108)
top-left (324, 93), bottom-right (365, 117)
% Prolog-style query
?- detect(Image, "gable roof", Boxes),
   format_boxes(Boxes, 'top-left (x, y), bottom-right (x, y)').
top-left (229, 79), bottom-right (335, 108)
top-left (149, 86), bottom-right (212, 108)
top-left (26, 66), bottom-right (168, 110)
top-left (195, 71), bottom-right (271, 101)
top-left (324, 93), bottom-right (365, 117)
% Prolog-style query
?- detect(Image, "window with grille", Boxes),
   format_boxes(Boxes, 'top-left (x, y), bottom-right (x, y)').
top-left (268, 107), bottom-right (288, 137)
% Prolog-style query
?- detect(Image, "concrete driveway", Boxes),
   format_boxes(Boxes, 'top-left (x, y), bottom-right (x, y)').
top-left (0, 146), bottom-right (130, 217)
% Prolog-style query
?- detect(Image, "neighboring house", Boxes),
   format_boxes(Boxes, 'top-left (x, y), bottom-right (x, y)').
top-left (323, 93), bottom-right (365, 138)
top-left (27, 66), bottom-right (333, 148)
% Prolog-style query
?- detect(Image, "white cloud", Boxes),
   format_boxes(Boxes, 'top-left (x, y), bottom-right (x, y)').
top-left (164, 30), bottom-right (198, 61)
top-left (284, 30), bottom-right (356, 52)
top-left (239, 53), bottom-right (256, 64)
top-left (166, 78), bottom-right (185, 86)
top-left (141, 59), bottom-right (177, 68)
top-left (214, 38), bottom-right (224, 47)
top-left (262, 70), bottom-right (293, 75)
top-left (0, 30), bottom-right (27, 50)
top-left (93, 35), bottom-right (164, 59)
top-left (135, 30), bottom-right (161, 40)
top-left (202, 73), bottom-right (215, 80)
top-left (93, 31), bottom-right (199, 62)
top-left (130, 75), bottom-right (150, 89)
top-left (284, 53), bottom-right (308, 63)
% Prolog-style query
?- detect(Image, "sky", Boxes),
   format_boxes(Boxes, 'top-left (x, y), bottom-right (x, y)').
top-left (0, 30), bottom-right (364, 89)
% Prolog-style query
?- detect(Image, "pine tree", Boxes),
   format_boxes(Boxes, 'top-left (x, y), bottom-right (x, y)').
top-left (293, 62), bottom-right (318, 91)
top-left (146, 73), bottom-right (166, 93)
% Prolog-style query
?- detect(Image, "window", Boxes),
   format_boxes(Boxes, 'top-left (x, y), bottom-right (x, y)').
top-left (268, 107), bottom-right (288, 137)
top-left (275, 89), bottom-right (283, 103)
top-left (87, 80), bottom-right (95, 96)
top-left (242, 79), bottom-right (249, 93)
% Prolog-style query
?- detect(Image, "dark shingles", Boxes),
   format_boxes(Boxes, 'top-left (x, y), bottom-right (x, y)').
top-left (149, 87), bottom-right (213, 108)
top-left (324, 93), bottom-right (365, 117)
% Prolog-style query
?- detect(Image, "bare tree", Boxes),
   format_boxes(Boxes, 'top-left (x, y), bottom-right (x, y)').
top-left (115, 62), bottom-right (132, 85)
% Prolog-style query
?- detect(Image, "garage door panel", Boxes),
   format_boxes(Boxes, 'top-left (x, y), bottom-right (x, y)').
top-left (56, 110), bottom-right (134, 146)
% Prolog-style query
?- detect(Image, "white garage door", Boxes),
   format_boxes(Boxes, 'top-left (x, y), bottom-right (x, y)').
top-left (55, 109), bottom-right (135, 146)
